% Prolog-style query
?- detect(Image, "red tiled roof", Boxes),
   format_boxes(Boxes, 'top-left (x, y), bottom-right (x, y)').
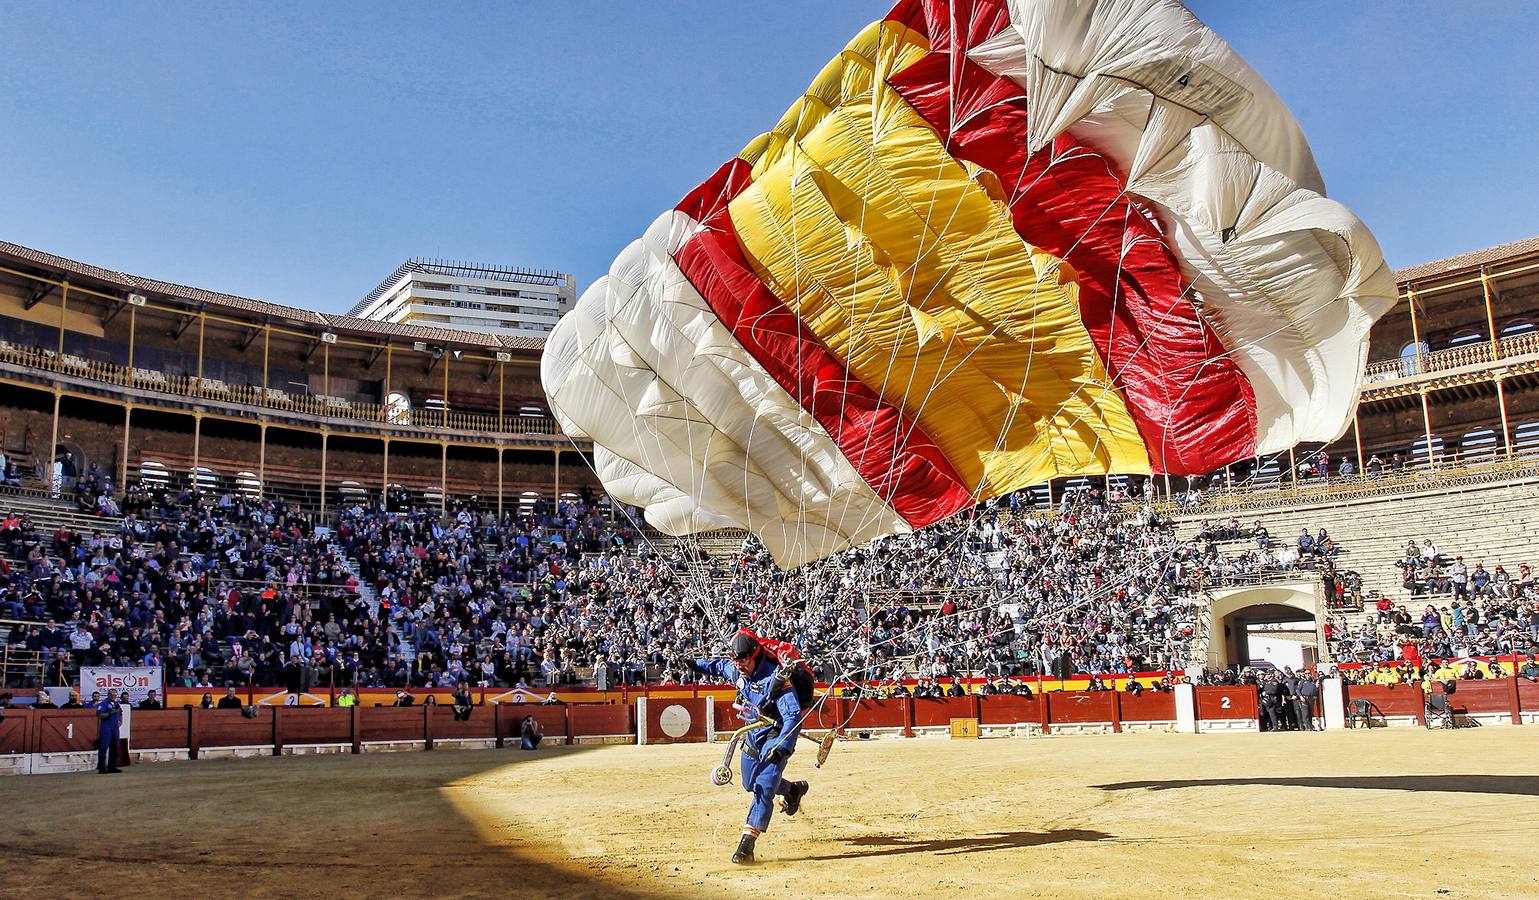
top-left (0, 240), bottom-right (545, 353)
top-left (1394, 235), bottom-right (1539, 285)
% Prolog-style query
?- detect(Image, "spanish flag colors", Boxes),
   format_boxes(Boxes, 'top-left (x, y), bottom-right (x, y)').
top-left (543, 0), bottom-right (1395, 568)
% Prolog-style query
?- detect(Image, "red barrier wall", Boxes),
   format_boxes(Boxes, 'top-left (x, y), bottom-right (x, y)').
top-left (0, 709), bottom-right (31, 754)
top-left (1118, 691), bottom-right (1177, 722)
top-left (978, 695), bottom-right (1040, 726)
top-left (644, 698), bottom-right (710, 744)
top-left (911, 697), bottom-right (975, 728)
top-left (568, 704), bottom-right (630, 737)
top-left (1345, 683), bottom-right (1425, 720)
top-left (498, 707), bottom-right (570, 744)
top-left (847, 698), bottom-right (907, 730)
top-left (36, 710), bottom-right (101, 753)
top-left (1048, 691), bottom-right (1117, 725)
top-left (360, 707), bottom-right (427, 744)
top-left (278, 708), bottom-right (354, 745)
top-left (1429, 679), bottom-right (1517, 721)
top-left (429, 707), bottom-right (495, 742)
top-left (1195, 686), bottom-right (1259, 722)
top-left (131, 709), bottom-right (194, 749)
top-left (198, 708), bottom-right (274, 748)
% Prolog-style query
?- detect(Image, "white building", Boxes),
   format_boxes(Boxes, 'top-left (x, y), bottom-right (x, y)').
top-left (350, 259), bottom-right (575, 340)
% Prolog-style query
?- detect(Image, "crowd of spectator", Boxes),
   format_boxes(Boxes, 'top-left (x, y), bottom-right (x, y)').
top-left (1324, 537), bottom-right (1539, 667)
top-left (12, 446), bottom-right (1535, 704)
top-left (0, 473), bottom-right (1233, 693)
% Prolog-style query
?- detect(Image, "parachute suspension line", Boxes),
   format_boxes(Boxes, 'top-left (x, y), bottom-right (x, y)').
top-left (595, 263), bottom-right (730, 629)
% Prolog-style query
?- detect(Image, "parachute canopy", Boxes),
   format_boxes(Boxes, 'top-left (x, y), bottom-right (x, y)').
top-left (542, 0), bottom-right (1395, 569)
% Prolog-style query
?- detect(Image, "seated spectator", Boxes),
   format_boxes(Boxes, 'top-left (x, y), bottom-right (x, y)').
top-left (216, 686), bottom-right (244, 709)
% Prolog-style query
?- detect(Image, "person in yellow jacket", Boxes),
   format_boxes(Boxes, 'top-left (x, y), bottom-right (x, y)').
top-left (335, 687), bottom-right (357, 708)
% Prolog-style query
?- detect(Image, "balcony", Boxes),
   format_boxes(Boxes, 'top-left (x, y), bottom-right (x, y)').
top-left (1361, 330), bottom-right (1539, 399)
top-left (0, 339), bottom-right (566, 441)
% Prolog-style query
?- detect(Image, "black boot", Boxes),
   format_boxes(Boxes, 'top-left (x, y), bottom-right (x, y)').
top-left (731, 832), bottom-right (757, 865)
top-left (779, 780), bottom-right (809, 816)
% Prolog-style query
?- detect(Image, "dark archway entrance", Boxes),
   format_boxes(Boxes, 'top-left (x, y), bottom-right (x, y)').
top-left (1221, 603), bottom-right (1318, 670)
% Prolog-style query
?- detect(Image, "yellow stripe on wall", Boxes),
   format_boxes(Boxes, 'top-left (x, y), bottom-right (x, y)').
top-left (729, 20), bottom-right (1151, 498)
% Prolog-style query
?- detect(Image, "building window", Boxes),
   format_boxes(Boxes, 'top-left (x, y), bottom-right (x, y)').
top-left (1399, 341), bottom-right (1429, 375)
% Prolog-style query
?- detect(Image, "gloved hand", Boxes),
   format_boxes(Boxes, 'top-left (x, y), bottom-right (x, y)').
top-left (761, 744), bottom-right (787, 766)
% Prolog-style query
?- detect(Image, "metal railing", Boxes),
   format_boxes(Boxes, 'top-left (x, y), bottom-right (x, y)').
top-left (0, 340), bottom-right (562, 436)
top-left (1164, 453), bottom-right (1539, 516)
top-left (1363, 330), bottom-right (1539, 384)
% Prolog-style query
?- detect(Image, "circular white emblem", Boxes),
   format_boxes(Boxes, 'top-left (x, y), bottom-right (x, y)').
top-left (659, 704), bottom-right (692, 738)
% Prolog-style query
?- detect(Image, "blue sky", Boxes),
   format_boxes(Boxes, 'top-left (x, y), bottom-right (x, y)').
top-left (1, 1), bottom-right (1535, 312)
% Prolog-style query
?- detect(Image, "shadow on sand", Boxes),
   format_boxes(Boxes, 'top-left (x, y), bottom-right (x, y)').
top-left (1095, 775), bottom-right (1539, 797)
top-left (795, 828), bottom-right (1111, 861)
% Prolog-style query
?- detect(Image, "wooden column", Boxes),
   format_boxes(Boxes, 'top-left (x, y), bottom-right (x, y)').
top-left (191, 414), bottom-right (202, 495)
top-left (382, 343), bottom-right (393, 423)
top-left (442, 351), bottom-right (451, 427)
top-left (497, 447), bottom-right (504, 516)
top-left (1419, 391), bottom-right (1436, 468)
top-left (1407, 288), bottom-right (1425, 374)
top-left (497, 360), bottom-right (505, 431)
top-left (382, 438), bottom-right (390, 499)
top-left (195, 311), bottom-right (207, 395)
top-left (120, 405), bottom-right (132, 489)
top-left (1353, 413), bottom-right (1364, 473)
top-left (57, 281), bottom-right (68, 355)
top-left (261, 322), bottom-right (272, 398)
top-left (258, 423), bottom-right (268, 499)
top-left (322, 344), bottom-right (331, 403)
top-left (440, 441), bottom-right (448, 513)
top-left (1496, 379), bottom-right (1514, 457)
top-left (553, 449), bottom-right (560, 503)
top-left (126, 302), bottom-right (137, 373)
top-left (319, 430), bottom-right (329, 518)
top-left (47, 391), bottom-right (61, 493)
top-left (1481, 267), bottom-right (1500, 362)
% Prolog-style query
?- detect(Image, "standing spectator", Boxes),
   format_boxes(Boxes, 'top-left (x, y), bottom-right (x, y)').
top-left (96, 688), bottom-right (123, 774)
top-left (216, 686), bottom-right (244, 709)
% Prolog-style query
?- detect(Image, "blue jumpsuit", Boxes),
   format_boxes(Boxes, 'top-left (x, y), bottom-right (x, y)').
top-left (96, 697), bottom-right (121, 772)
top-left (695, 656), bottom-right (801, 832)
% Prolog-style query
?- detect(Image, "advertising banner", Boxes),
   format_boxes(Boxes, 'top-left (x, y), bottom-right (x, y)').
top-left (80, 666), bottom-right (163, 704)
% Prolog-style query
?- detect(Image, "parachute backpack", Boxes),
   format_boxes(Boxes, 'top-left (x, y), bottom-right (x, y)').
top-left (736, 628), bottom-right (815, 708)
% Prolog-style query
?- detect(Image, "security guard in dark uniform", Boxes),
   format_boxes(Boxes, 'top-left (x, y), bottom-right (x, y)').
top-left (96, 688), bottom-right (123, 773)
top-left (1294, 673), bottom-right (1319, 731)
top-left (1260, 674), bottom-right (1287, 732)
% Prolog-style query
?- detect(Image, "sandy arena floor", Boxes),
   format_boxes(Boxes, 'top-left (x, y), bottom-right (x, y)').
top-left (3, 728), bottom-right (1536, 898)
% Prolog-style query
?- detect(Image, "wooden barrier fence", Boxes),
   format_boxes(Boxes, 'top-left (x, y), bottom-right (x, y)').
top-left (7, 676), bottom-right (1539, 774)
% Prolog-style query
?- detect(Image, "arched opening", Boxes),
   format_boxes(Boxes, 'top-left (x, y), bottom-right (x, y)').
top-left (191, 464), bottom-right (218, 493)
top-left (1222, 604), bottom-right (1320, 671)
top-left (235, 471), bottom-right (262, 498)
top-left (1446, 330), bottom-right (1485, 349)
top-left (1399, 341), bottom-right (1429, 375)
top-left (1514, 421), bottom-right (1539, 457)
top-left (1410, 433), bottom-right (1445, 468)
top-left (139, 460), bottom-right (170, 489)
top-left (1460, 428), bottom-right (1498, 465)
top-left (385, 391), bottom-right (411, 424)
top-left (1206, 585), bottom-right (1320, 671)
